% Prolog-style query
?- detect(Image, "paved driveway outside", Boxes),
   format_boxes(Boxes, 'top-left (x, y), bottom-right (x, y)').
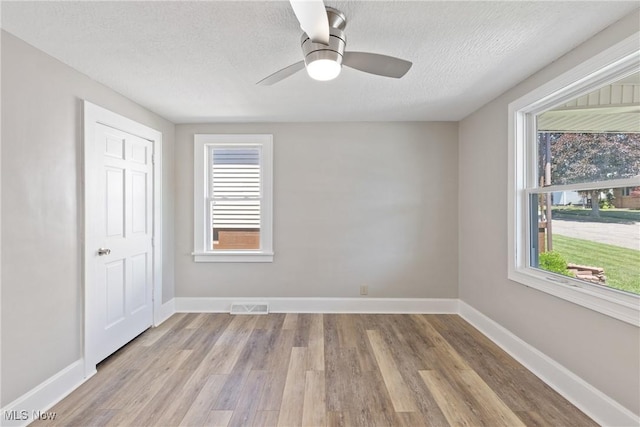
top-left (551, 219), bottom-right (640, 251)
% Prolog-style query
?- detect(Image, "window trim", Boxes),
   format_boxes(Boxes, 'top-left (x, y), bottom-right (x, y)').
top-left (508, 33), bottom-right (640, 326)
top-left (193, 134), bottom-right (274, 262)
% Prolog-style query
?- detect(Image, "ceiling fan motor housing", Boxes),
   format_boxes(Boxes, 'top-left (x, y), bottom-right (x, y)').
top-left (301, 27), bottom-right (346, 68)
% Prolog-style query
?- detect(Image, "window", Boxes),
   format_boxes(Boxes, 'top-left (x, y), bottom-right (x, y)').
top-left (621, 186), bottom-right (640, 197)
top-left (508, 36), bottom-right (640, 325)
top-left (193, 134), bottom-right (273, 262)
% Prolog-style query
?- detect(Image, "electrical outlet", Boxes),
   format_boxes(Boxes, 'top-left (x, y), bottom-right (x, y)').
top-left (360, 285), bottom-right (368, 295)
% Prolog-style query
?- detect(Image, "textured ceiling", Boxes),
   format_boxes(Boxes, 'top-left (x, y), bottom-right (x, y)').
top-left (1, 1), bottom-right (638, 123)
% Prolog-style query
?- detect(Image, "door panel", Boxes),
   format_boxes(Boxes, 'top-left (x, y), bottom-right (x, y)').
top-left (105, 135), bottom-right (125, 159)
top-left (106, 168), bottom-right (125, 237)
top-left (131, 171), bottom-right (147, 234)
top-left (129, 252), bottom-right (148, 313)
top-left (105, 259), bottom-right (125, 326)
top-left (90, 123), bottom-right (153, 365)
top-left (131, 143), bottom-right (147, 164)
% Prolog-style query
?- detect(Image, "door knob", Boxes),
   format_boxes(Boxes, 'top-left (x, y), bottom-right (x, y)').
top-left (97, 248), bottom-right (111, 256)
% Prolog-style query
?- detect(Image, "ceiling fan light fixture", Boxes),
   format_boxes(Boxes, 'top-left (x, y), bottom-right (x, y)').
top-left (306, 58), bottom-right (341, 81)
top-left (301, 26), bottom-right (345, 82)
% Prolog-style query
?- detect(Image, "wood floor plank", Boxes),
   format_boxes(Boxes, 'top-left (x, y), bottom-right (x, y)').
top-left (96, 334), bottom-right (156, 373)
top-left (366, 329), bottom-right (418, 412)
top-left (370, 315), bottom-right (449, 425)
top-left (103, 373), bottom-right (173, 425)
top-left (277, 347), bottom-right (307, 426)
top-left (214, 328), bottom-right (276, 412)
top-left (514, 410), bottom-right (552, 427)
top-left (185, 312), bottom-right (208, 329)
top-left (301, 370), bottom-right (326, 427)
top-left (325, 411), bottom-right (346, 427)
top-left (457, 369), bottom-right (526, 426)
top-left (350, 315), bottom-right (382, 372)
top-left (293, 313), bottom-right (312, 347)
top-left (324, 346), bottom-right (360, 413)
top-left (410, 314), bottom-right (471, 371)
top-left (306, 313), bottom-right (325, 371)
top-left (253, 410), bottom-right (279, 427)
top-left (254, 312), bottom-right (285, 330)
top-left (336, 313), bottom-right (358, 347)
top-left (150, 324), bottom-right (196, 351)
top-left (203, 410), bottom-right (233, 427)
top-left (255, 328), bottom-right (294, 372)
top-left (179, 375), bottom-right (228, 426)
top-left (352, 369), bottom-right (402, 426)
top-left (380, 314), bottom-right (434, 368)
top-left (180, 315), bottom-right (234, 370)
top-left (281, 313), bottom-right (297, 330)
top-left (147, 347), bottom-right (192, 372)
top-left (136, 313), bottom-right (187, 347)
top-left (128, 369), bottom-right (194, 427)
top-left (152, 320), bottom-right (238, 425)
top-left (201, 315), bottom-right (258, 375)
top-left (134, 368), bottom-right (208, 426)
top-left (256, 330), bottom-right (295, 411)
top-left (328, 316), bottom-right (427, 425)
top-left (227, 370), bottom-right (268, 426)
top-left (100, 367), bottom-right (171, 411)
top-left (212, 357), bottom-right (255, 412)
top-left (419, 369), bottom-right (481, 427)
top-left (394, 411), bottom-right (431, 427)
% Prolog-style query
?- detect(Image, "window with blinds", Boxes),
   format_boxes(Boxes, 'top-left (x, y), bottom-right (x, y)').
top-left (210, 148), bottom-right (261, 250)
top-left (194, 134), bottom-right (273, 262)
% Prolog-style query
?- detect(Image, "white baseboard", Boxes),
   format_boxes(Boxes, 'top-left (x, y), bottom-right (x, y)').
top-left (154, 298), bottom-right (175, 326)
top-left (175, 296), bottom-right (459, 314)
top-left (459, 301), bottom-right (639, 427)
top-left (0, 359), bottom-right (91, 427)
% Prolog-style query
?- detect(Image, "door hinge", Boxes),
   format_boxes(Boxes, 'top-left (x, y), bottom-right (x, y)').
top-left (151, 154), bottom-right (155, 164)
top-left (151, 237), bottom-right (155, 247)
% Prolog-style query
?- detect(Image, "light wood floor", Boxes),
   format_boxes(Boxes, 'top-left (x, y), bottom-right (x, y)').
top-left (35, 313), bottom-right (597, 426)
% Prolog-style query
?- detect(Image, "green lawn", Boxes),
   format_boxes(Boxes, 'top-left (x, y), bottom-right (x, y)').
top-left (550, 234), bottom-right (640, 295)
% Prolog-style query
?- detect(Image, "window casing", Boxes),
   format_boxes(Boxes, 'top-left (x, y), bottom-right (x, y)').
top-left (193, 134), bottom-right (273, 262)
top-left (508, 35), bottom-right (640, 326)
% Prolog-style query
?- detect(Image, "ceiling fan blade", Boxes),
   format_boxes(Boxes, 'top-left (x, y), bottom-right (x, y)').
top-left (257, 61), bottom-right (306, 86)
top-left (289, 0), bottom-right (330, 44)
top-left (343, 52), bottom-right (412, 78)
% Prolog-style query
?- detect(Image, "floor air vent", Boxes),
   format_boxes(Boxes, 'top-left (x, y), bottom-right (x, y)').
top-left (230, 303), bottom-right (269, 315)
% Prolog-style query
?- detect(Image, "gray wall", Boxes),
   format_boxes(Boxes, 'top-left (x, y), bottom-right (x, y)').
top-left (0, 31), bottom-right (175, 406)
top-left (175, 122), bottom-right (458, 299)
top-left (458, 10), bottom-right (640, 415)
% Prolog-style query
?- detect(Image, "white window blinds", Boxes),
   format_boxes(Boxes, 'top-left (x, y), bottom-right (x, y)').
top-left (210, 148), bottom-right (261, 230)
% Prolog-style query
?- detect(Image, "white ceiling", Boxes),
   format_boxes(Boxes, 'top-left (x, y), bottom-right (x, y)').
top-left (1, 1), bottom-right (638, 123)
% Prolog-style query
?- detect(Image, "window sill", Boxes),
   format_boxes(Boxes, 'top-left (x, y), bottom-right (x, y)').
top-left (509, 269), bottom-right (639, 326)
top-left (192, 251), bottom-right (274, 263)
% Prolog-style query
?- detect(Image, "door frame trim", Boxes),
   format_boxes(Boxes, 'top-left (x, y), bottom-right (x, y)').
top-left (82, 101), bottom-right (163, 377)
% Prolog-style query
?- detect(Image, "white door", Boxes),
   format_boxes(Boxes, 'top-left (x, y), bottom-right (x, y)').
top-left (87, 123), bottom-right (153, 365)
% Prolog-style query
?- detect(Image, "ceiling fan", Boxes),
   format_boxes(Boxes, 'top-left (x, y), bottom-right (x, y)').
top-left (257, 0), bottom-right (413, 85)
